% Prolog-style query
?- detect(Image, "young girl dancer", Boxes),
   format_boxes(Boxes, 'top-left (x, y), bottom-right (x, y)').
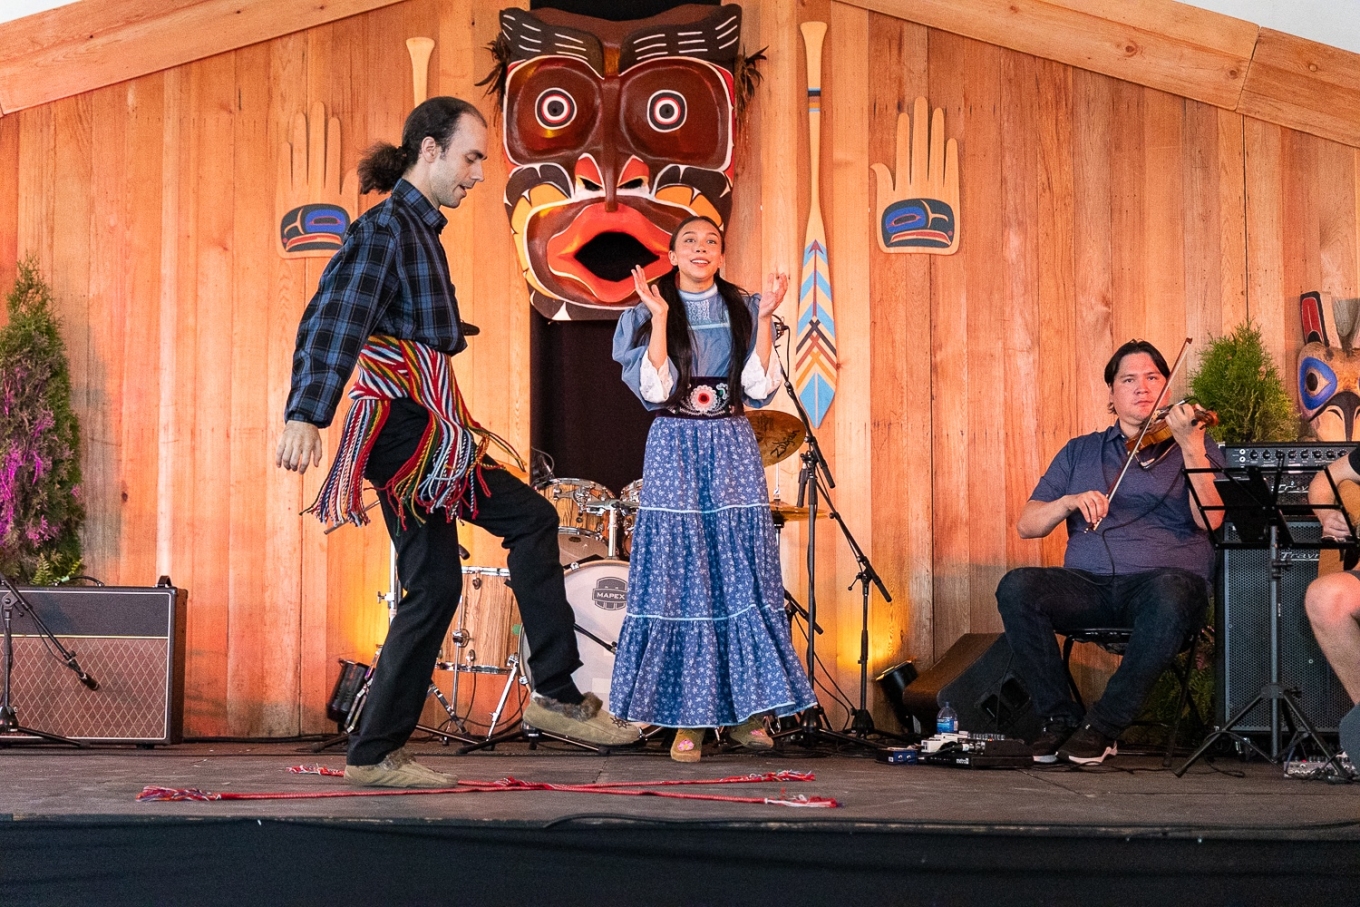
top-left (610, 216), bottom-right (817, 762)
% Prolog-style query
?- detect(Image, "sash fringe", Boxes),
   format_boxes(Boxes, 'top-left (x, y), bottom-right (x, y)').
top-left (304, 335), bottom-right (522, 529)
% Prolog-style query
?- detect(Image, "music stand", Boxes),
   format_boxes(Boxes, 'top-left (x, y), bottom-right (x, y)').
top-left (1174, 464), bottom-right (1353, 776)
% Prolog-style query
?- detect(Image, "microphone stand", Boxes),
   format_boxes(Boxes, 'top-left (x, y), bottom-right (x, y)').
top-left (814, 471), bottom-right (912, 743)
top-left (0, 573), bottom-right (95, 746)
top-left (769, 319), bottom-right (897, 749)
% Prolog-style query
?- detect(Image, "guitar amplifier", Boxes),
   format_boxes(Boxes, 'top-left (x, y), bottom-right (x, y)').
top-left (1219, 443), bottom-right (1353, 505)
top-left (1217, 523), bottom-right (1352, 734)
top-left (2, 584), bottom-right (185, 744)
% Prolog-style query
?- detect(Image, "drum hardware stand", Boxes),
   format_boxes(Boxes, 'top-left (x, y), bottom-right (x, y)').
top-left (0, 573), bottom-right (95, 747)
top-left (416, 679), bottom-right (482, 747)
top-left (1175, 465), bottom-right (1351, 777)
top-left (457, 631), bottom-right (621, 754)
top-left (456, 675), bottom-right (607, 755)
top-left (573, 623), bottom-right (616, 657)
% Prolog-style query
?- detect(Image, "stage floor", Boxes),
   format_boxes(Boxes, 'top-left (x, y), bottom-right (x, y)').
top-left (0, 737), bottom-right (1357, 829)
top-left (3, 736), bottom-right (1359, 905)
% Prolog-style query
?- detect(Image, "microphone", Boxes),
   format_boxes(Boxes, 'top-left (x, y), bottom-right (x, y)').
top-left (771, 315), bottom-right (788, 340)
top-left (68, 657), bottom-right (99, 691)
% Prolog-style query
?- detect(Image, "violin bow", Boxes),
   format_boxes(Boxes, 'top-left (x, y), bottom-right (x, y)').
top-left (1089, 337), bottom-right (1192, 531)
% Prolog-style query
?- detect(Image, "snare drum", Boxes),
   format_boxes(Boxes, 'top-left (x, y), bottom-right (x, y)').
top-left (536, 478), bottom-right (615, 564)
top-left (447, 567), bottom-right (520, 674)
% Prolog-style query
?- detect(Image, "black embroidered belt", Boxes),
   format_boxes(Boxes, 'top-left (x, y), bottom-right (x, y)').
top-left (665, 377), bottom-right (735, 418)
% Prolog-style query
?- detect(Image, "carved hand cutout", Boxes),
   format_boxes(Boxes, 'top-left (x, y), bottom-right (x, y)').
top-left (869, 96), bottom-right (959, 255)
top-left (276, 101), bottom-right (358, 259)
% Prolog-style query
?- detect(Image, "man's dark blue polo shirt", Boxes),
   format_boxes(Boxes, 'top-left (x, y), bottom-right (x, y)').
top-left (1031, 425), bottom-right (1224, 581)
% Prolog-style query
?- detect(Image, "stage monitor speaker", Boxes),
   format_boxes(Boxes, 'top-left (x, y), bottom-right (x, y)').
top-left (1218, 531), bottom-right (1352, 735)
top-left (3, 584), bottom-right (185, 744)
top-left (900, 633), bottom-right (1041, 740)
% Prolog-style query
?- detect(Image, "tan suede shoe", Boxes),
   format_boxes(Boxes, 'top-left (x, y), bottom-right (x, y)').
top-left (524, 692), bottom-right (641, 746)
top-left (344, 748), bottom-right (457, 788)
top-left (727, 716), bottom-right (774, 749)
top-left (670, 728), bottom-right (705, 763)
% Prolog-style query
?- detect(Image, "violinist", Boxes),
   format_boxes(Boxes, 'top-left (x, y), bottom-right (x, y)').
top-left (995, 340), bottom-right (1224, 765)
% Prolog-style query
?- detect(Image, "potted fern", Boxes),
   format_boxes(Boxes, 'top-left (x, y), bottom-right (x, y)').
top-left (1188, 321), bottom-right (1297, 444)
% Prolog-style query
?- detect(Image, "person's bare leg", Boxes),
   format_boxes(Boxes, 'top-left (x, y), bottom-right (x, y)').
top-left (1305, 572), bottom-right (1360, 703)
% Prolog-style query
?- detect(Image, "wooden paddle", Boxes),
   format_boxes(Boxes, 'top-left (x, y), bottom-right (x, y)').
top-left (795, 21), bottom-right (838, 429)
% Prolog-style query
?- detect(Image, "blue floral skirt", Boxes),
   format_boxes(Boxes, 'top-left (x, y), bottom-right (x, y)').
top-left (608, 415), bottom-right (817, 727)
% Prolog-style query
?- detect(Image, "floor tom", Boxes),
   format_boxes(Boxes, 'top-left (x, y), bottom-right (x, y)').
top-left (446, 567), bottom-right (519, 674)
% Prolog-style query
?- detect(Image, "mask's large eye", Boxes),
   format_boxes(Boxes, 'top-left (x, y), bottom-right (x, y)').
top-left (1299, 356), bottom-right (1338, 415)
top-left (647, 90), bottom-right (687, 132)
top-left (535, 89), bottom-right (577, 130)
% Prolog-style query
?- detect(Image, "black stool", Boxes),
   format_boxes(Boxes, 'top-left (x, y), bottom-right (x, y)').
top-left (1060, 627), bottom-right (1202, 767)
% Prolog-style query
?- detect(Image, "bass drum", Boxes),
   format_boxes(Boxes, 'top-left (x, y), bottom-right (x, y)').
top-left (522, 559), bottom-right (631, 712)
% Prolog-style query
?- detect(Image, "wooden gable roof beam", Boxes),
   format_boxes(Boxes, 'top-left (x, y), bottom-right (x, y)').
top-left (0, 0), bottom-right (406, 117)
top-left (1238, 29), bottom-right (1360, 149)
top-left (847, 0), bottom-right (1360, 149)
top-left (848, 0), bottom-right (1257, 109)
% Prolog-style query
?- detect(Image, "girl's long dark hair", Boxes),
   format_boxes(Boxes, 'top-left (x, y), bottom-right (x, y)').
top-left (634, 216), bottom-right (754, 413)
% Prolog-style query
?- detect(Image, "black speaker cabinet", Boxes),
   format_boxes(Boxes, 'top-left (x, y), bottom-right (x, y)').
top-left (1218, 536), bottom-right (1351, 734)
top-left (2, 584), bottom-right (185, 744)
top-left (901, 633), bottom-right (1041, 740)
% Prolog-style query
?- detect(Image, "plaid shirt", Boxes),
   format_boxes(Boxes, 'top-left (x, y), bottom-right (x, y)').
top-left (285, 179), bottom-right (466, 427)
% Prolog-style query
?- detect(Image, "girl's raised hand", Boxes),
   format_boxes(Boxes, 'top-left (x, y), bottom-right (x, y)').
top-left (760, 271), bottom-right (789, 316)
top-left (633, 265), bottom-right (667, 319)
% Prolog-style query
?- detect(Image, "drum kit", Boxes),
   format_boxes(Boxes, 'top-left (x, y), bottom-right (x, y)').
top-left (430, 411), bottom-right (820, 745)
top-left (321, 409), bottom-right (834, 752)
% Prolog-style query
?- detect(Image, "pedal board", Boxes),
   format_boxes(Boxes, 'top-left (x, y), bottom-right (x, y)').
top-left (919, 736), bottom-right (1032, 769)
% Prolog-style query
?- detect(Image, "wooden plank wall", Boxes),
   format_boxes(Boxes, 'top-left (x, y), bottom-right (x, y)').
top-left (0, 0), bottom-right (1356, 736)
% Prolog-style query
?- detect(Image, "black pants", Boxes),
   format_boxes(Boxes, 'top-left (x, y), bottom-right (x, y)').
top-left (348, 400), bottom-right (582, 766)
top-left (995, 566), bottom-right (1207, 738)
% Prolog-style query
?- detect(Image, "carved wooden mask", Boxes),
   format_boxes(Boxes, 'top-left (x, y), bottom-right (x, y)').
top-left (498, 4), bottom-right (742, 320)
top-left (1300, 292), bottom-right (1360, 442)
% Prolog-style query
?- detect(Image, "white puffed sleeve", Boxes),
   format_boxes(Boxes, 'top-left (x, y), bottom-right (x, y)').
top-left (638, 355), bottom-right (675, 403)
top-left (741, 349), bottom-right (782, 401)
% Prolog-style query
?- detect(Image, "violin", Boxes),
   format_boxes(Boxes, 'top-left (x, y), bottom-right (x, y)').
top-left (1125, 402), bottom-right (1219, 454)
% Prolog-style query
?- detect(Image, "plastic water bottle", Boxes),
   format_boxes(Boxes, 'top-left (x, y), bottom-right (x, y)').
top-left (936, 701), bottom-right (958, 735)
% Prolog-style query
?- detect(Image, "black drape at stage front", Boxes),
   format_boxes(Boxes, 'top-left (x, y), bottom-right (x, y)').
top-left (530, 312), bottom-right (654, 497)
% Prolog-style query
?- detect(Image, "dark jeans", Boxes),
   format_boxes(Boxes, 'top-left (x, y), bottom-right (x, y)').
top-left (995, 566), bottom-right (1207, 738)
top-left (348, 399), bottom-right (582, 766)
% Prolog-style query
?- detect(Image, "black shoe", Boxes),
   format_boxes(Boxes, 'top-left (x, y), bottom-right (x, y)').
top-left (1058, 724), bottom-right (1118, 765)
top-left (1030, 718), bottom-right (1076, 764)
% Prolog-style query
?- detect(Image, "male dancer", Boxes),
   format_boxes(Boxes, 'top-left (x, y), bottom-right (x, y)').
top-left (277, 97), bottom-right (638, 788)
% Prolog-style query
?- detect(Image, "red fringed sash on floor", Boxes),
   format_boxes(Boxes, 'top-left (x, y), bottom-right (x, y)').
top-left (136, 769), bottom-right (840, 808)
top-left (304, 335), bottom-right (522, 528)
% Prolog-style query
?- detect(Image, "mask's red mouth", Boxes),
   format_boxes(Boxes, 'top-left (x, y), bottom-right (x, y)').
top-left (536, 201), bottom-right (679, 305)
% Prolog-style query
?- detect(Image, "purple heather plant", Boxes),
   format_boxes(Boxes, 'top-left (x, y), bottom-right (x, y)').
top-left (0, 257), bottom-right (83, 582)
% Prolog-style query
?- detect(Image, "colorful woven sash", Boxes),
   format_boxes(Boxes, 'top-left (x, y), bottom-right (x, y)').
top-left (305, 335), bottom-right (521, 528)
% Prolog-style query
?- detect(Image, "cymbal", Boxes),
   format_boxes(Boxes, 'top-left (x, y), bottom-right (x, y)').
top-left (747, 410), bottom-right (803, 466)
top-left (769, 500), bottom-right (828, 523)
